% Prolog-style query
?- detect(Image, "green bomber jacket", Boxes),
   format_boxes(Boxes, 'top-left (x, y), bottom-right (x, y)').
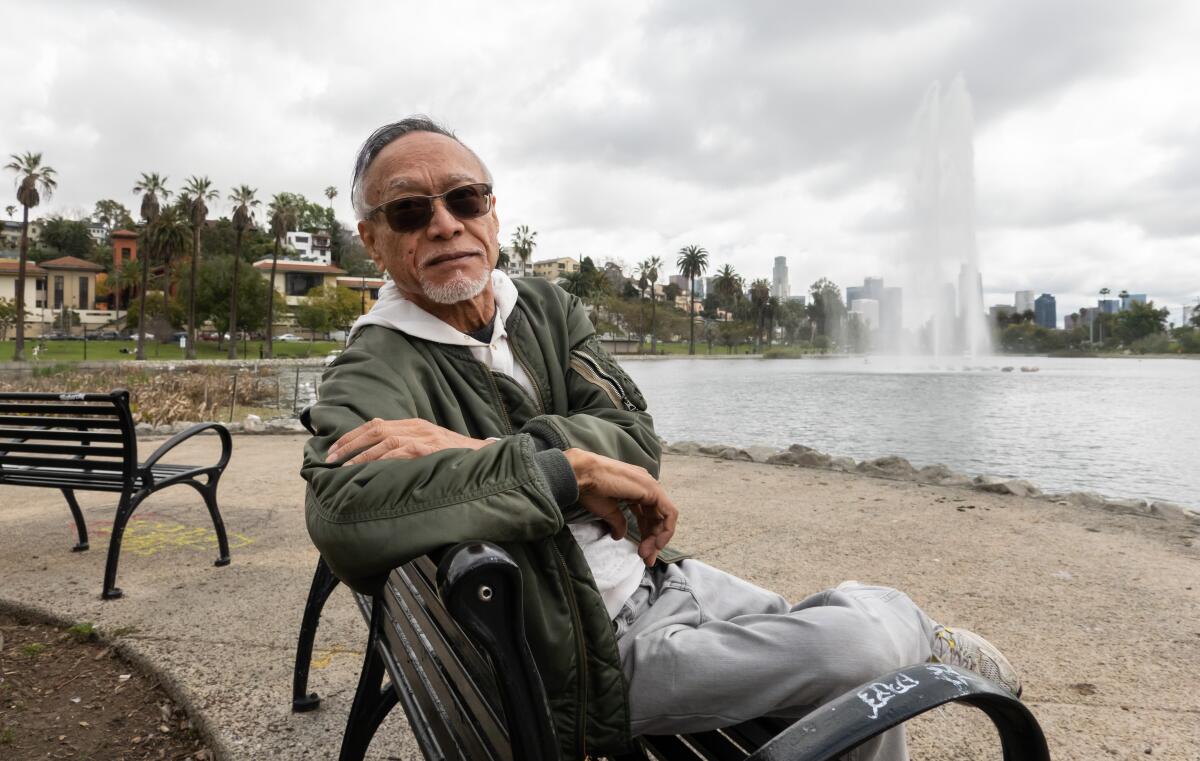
top-left (300, 276), bottom-right (680, 759)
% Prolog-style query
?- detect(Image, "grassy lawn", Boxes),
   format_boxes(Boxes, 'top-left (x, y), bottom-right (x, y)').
top-left (631, 340), bottom-right (758, 356)
top-left (0, 339), bottom-right (343, 363)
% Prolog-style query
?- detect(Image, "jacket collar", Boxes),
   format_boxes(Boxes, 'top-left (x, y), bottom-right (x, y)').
top-left (349, 269), bottom-right (519, 345)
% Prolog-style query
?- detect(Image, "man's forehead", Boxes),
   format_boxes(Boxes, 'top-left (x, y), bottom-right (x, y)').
top-left (368, 133), bottom-right (486, 193)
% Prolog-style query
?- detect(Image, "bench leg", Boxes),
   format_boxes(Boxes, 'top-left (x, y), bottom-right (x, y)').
top-left (101, 491), bottom-right (139, 600)
top-left (60, 488), bottom-right (89, 552)
top-left (292, 556), bottom-right (341, 712)
top-left (339, 602), bottom-right (398, 761)
top-left (191, 477), bottom-right (231, 567)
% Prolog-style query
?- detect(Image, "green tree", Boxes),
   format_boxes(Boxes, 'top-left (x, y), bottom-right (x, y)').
top-left (40, 217), bottom-right (95, 260)
top-left (509, 225), bottom-right (537, 276)
top-left (748, 278), bottom-right (771, 351)
top-left (92, 199), bottom-right (134, 240)
top-left (264, 193), bottom-right (299, 357)
top-left (712, 263), bottom-right (742, 311)
top-left (124, 292), bottom-right (184, 332)
top-left (559, 257), bottom-right (607, 301)
top-left (640, 256), bottom-right (663, 353)
top-left (145, 205), bottom-right (190, 332)
top-left (180, 176), bottom-right (219, 358)
top-left (807, 278), bottom-right (844, 340)
top-left (188, 254), bottom-right (279, 351)
top-left (718, 320), bottom-right (753, 354)
top-left (132, 172), bottom-right (170, 359)
top-left (0, 297), bottom-right (26, 341)
top-left (295, 285), bottom-right (359, 342)
top-left (227, 185), bottom-right (260, 358)
top-left (6, 152), bottom-right (57, 361)
top-left (1114, 300), bottom-right (1169, 344)
top-left (675, 244), bottom-right (709, 355)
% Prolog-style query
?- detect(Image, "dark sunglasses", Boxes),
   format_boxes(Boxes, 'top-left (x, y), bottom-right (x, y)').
top-left (367, 182), bottom-right (493, 233)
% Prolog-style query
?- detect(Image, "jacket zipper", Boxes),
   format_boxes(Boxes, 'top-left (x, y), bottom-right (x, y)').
top-left (510, 340), bottom-right (547, 414)
top-left (481, 367), bottom-right (514, 435)
top-left (572, 350), bottom-right (638, 412)
top-left (552, 542), bottom-right (588, 760)
top-left (569, 357), bottom-right (624, 410)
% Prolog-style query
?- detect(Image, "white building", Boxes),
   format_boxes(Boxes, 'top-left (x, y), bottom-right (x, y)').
top-left (1014, 290), bottom-right (1035, 315)
top-left (286, 230), bottom-right (333, 265)
top-left (850, 298), bottom-right (880, 329)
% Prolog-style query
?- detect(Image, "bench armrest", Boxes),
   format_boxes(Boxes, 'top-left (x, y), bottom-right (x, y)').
top-left (746, 663), bottom-right (1049, 761)
top-left (140, 422), bottom-right (233, 476)
top-left (436, 541), bottom-right (559, 761)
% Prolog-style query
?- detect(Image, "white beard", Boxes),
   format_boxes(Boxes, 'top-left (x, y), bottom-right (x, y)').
top-left (420, 267), bottom-right (492, 305)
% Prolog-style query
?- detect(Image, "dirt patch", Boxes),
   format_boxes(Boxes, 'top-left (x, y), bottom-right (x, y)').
top-left (0, 611), bottom-right (212, 760)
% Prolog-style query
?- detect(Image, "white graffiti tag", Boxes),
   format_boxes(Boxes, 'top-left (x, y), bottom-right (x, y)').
top-left (926, 663), bottom-right (970, 691)
top-left (59, 392), bottom-right (87, 401)
top-left (857, 673), bottom-right (921, 719)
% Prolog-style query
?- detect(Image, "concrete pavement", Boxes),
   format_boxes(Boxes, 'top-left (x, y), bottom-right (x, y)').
top-left (1, 433), bottom-right (1196, 760)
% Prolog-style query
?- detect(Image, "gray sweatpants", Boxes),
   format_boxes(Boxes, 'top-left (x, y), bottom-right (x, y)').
top-left (615, 560), bottom-right (937, 761)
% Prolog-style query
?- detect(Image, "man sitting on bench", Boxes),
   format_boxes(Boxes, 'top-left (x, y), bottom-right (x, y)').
top-left (300, 117), bottom-right (1021, 761)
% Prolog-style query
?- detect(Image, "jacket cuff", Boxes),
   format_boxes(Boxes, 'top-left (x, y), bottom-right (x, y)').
top-left (532, 447), bottom-right (579, 508)
top-left (520, 417), bottom-right (570, 451)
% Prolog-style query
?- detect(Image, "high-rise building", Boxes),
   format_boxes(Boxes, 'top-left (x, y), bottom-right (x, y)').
top-left (1099, 299), bottom-right (1120, 315)
top-left (771, 256), bottom-right (790, 300)
top-left (1120, 293), bottom-right (1147, 311)
top-left (850, 298), bottom-right (880, 329)
top-left (1034, 293), bottom-right (1056, 329)
top-left (1014, 290), bottom-right (1034, 315)
top-left (845, 285), bottom-right (866, 309)
top-left (881, 287), bottom-right (903, 334)
top-left (864, 277), bottom-right (884, 302)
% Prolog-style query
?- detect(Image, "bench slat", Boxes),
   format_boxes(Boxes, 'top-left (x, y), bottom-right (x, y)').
top-left (0, 403), bottom-right (122, 416)
top-left (0, 415), bottom-right (125, 429)
top-left (0, 428), bottom-right (125, 442)
top-left (0, 455), bottom-right (132, 471)
top-left (0, 473), bottom-right (129, 492)
top-left (381, 574), bottom-right (510, 761)
top-left (0, 391), bottom-right (123, 403)
top-left (0, 441), bottom-right (128, 458)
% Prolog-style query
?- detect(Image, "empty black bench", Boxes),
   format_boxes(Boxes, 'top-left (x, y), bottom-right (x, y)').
top-left (0, 389), bottom-right (233, 599)
top-left (292, 546), bottom-right (1051, 761)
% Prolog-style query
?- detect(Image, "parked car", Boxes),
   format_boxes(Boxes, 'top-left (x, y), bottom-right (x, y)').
top-left (93, 330), bottom-right (122, 341)
top-left (275, 333), bottom-right (303, 342)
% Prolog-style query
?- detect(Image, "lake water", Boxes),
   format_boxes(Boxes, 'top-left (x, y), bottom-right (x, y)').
top-left (619, 356), bottom-right (1200, 508)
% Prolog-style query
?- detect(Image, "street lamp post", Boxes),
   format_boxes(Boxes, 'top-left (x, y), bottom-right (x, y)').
top-left (360, 275), bottom-right (366, 315)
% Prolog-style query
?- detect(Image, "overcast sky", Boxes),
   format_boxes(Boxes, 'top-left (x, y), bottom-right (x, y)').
top-left (4, 0), bottom-right (1200, 326)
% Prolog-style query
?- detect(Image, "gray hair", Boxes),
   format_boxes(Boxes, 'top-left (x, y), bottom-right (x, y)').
top-left (350, 116), bottom-right (493, 220)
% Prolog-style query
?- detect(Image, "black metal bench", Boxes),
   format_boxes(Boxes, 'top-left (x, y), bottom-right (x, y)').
top-left (0, 389), bottom-right (233, 599)
top-left (292, 546), bottom-right (1050, 761)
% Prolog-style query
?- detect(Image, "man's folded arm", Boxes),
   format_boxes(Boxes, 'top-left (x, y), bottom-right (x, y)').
top-left (301, 352), bottom-right (569, 593)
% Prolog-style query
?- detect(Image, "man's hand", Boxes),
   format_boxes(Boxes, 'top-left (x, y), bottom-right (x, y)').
top-left (563, 448), bottom-right (678, 567)
top-left (326, 418), bottom-right (492, 465)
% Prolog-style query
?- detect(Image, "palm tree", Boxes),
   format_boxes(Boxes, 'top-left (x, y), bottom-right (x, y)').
top-left (4, 152), bottom-right (57, 361)
top-left (227, 185), bottom-right (260, 359)
top-left (132, 173), bottom-right (170, 360)
top-left (749, 278), bottom-right (771, 352)
top-left (510, 225), bottom-right (537, 277)
top-left (324, 186), bottom-right (337, 209)
top-left (642, 255), bottom-right (663, 354)
top-left (712, 264), bottom-right (742, 312)
top-left (675, 245), bottom-right (709, 355)
top-left (179, 176), bottom-right (218, 358)
top-left (144, 205), bottom-right (190, 350)
top-left (264, 193), bottom-right (298, 358)
top-left (1098, 286), bottom-right (1111, 342)
top-left (5, 205), bottom-right (16, 219)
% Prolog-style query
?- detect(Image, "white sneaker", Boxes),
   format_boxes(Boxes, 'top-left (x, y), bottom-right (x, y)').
top-left (930, 625), bottom-right (1022, 697)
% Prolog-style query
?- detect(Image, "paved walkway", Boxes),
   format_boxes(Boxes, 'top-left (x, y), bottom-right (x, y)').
top-left (1, 434), bottom-right (1196, 760)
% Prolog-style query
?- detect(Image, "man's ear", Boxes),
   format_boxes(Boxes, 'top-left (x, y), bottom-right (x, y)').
top-left (359, 219), bottom-right (386, 271)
